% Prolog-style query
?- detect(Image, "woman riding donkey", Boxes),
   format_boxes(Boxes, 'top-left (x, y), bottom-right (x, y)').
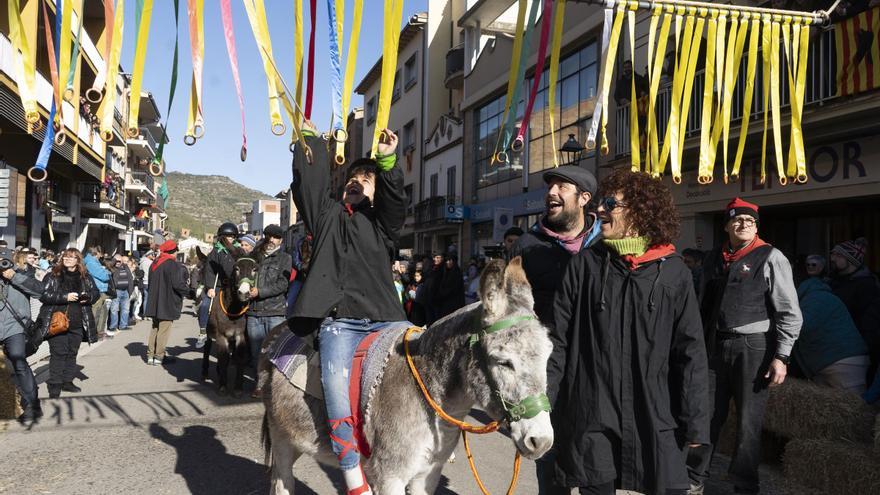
top-left (290, 121), bottom-right (408, 495)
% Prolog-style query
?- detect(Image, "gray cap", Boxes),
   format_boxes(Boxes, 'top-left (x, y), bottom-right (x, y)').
top-left (543, 166), bottom-right (597, 194)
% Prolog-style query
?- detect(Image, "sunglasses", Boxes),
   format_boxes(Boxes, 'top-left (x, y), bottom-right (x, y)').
top-left (599, 196), bottom-right (627, 212)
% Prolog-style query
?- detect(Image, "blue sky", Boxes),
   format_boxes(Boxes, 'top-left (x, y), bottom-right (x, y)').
top-left (121, 0), bottom-right (426, 195)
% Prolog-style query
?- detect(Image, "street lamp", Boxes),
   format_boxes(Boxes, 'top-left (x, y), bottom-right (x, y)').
top-left (559, 133), bottom-right (586, 167)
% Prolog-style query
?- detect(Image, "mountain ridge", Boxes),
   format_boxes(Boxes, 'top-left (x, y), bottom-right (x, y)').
top-left (164, 171), bottom-right (274, 239)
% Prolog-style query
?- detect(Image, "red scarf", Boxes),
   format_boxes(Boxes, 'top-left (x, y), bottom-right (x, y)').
top-left (620, 244), bottom-right (677, 271)
top-left (721, 237), bottom-right (768, 269)
top-left (151, 253), bottom-right (175, 271)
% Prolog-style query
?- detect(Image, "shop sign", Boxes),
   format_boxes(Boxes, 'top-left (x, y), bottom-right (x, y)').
top-left (672, 137), bottom-right (878, 206)
top-left (445, 204), bottom-right (469, 223)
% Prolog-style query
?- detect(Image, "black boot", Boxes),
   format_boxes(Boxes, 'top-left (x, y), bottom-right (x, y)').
top-left (47, 383), bottom-right (61, 399)
top-left (61, 382), bottom-right (82, 393)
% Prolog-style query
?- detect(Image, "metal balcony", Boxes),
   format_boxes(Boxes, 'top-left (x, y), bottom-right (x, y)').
top-left (125, 171), bottom-right (156, 199)
top-left (445, 44), bottom-right (465, 90)
top-left (415, 196), bottom-right (461, 228)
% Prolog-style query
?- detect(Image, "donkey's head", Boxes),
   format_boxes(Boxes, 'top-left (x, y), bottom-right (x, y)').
top-left (466, 256), bottom-right (553, 460)
top-left (231, 251), bottom-right (259, 304)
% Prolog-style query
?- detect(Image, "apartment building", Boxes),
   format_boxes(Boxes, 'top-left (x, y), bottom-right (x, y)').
top-left (1, 1), bottom-right (167, 254)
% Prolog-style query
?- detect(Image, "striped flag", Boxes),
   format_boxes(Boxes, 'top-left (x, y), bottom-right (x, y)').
top-left (835, 6), bottom-right (880, 96)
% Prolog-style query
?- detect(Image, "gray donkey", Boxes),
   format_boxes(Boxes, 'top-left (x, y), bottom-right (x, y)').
top-left (258, 257), bottom-right (554, 494)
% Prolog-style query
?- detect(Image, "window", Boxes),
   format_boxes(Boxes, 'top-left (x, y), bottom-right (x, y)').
top-left (404, 54), bottom-right (417, 89)
top-left (430, 173), bottom-right (439, 198)
top-left (446, 166), bottom-right (456, 199)
top-left (366, 96), bottom-right (376, 124)
top-left (392, 70), bottom-right (401, 102)
top-left (403, 120), bottom-right (416, 151)
top-left (404, 184), bottom-right (414, 212)
top-left (474, 93), bottom-right (523, 188)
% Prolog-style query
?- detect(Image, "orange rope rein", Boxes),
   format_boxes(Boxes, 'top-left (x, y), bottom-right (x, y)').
top-left (404, 326), bottom-right (522, 495)
top-left (217, 289), bottom-right (249, 318)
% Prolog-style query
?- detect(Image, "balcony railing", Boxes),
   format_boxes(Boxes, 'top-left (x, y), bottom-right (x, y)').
top-left (126, 171), bottom-right (155, 194)
top-left (615, 28), bottom-right (836, 157)
top-left (79, 183), bottom-right (125, 211)
top-left (446, 44), bottom-right (465, 89)
top-left (415, 196), bottom-right (460, 227)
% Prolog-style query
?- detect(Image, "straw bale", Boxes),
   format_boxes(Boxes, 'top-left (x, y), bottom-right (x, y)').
top-left (783, 438), bottom-right (880, 495)
top-left (875, 414), bottom-right (880, 453)
top-left (0, 349), bottom-right (21, 420)
top-left (764, 378), bottom-right (876, 443)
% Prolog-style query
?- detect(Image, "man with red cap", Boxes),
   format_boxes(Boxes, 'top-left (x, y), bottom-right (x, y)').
top-left (688, 198), bottom-right (802, 495)
top-left (144, 240), bottom-right (189, 366)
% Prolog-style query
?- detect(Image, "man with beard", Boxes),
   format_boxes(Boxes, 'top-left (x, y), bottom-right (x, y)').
top-left (509, 165), bottom-right (600, 494)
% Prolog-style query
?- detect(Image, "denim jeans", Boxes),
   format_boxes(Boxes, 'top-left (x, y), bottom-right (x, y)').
top-left (687, 332), bottom-right (774, 494)
top-left (246, 315), bottom-right (285, 367)
top-left (141, 287), bottom-right (148, 318)
top-left (109, 290), bottom-right (130, 330)
top-left (2, 333), bottom-right (38, 408)
top-left (319, 317), bottom-right (389, 470)
top-left (198, 295), bottom-right (211, 331)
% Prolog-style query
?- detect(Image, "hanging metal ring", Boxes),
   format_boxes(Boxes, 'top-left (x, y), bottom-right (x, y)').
top-left (27, 167), bottom-right (48, 182)
top-left (85, 87), bottom-right (103, 103)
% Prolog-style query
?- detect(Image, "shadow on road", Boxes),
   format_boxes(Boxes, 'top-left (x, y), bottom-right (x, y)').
top-left (40, 390), bottom-right (206, 427)
top-left (149, 423), bottom-right (271, 495)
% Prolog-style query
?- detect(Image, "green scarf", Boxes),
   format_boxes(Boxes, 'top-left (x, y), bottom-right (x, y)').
top-left (603, 236), bottom-right (650, 257)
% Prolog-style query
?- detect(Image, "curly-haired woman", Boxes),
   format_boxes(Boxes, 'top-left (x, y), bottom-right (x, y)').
top-left (547, 168), bottom-right (710, 495)
top-left (38, 248), bottom-right (100, 398)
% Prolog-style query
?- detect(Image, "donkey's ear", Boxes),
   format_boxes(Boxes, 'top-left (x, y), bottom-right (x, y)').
top-left (503, 256), bottom-right (534, 310)
top-left (195, 247), bottom-right (207, 262)
top-left (479, 258), bottom-right (508, 319)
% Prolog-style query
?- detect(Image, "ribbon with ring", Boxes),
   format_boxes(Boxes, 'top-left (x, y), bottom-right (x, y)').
top-left (491, 0), bottom-right (527, 166)
top-left (587, 0), bottom-right (626, 156)
top-left (626, 3), bottom-right (640, 171)
top-left (28, 0), bottom-right (63, 183)
top-left (546, 0), bottom-right (566, 168)
top-left (184, 0), bottom-right (205, 145)
top-left (86, 0), bottom-right (116, 104)
top-left (513, 0), bottom-right (554, 155)
top-left (643, 4), bottom-right (671, 176)
top-left (220, 0), bottom-right (247, 161)
top-left (152, 0), bottom-right (180, 176)
top-left (330, 0), bottom-right (364, 166)
top-left (97, 0), bottom-right (124, 143)
top-left (370, 0), bottom-right (406, 159)
top-left (127, 0), bottom-right (154, 139)
top-left (7, 0), bottom-right (41, 131)
top-left (305, 0), bottom-right (317, 119)
top-left (62, 0), bottom-right (84, 103)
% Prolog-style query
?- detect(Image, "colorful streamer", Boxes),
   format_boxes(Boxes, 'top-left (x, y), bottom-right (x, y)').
top-left (645, 6), bottom-right (671, 176)
top-left (586, 2), bottom-right (626, 155)
top-left (627, 7), bottom-right (640, 171)
top-left (696, 10), bottom-right (719, 184)
top-left (491, 0), bottom-right (527, 164)
top-left (97, 0), bottom-right (124, 143)
top-left (87, 0), bottom-right (116, 103)
top-left (152, 0), bottom-right (180, 176)
top-left (220, 0), bottom-right (247, 161)
top-left (64, 0), bottom-right (85, 102)
top-left (500, 0), bottom-right (542, 156)
top-left (305, 0), bottom-right (317, 118)
top-left (515, 0), bottom-right (554, 152)
top-left (243, 0), bottom-right (293, 136)
top-left (29, 0), bottom-right (63, 182)
top-left (731, 16), bottom-right (761, 181)
top-left (546, 0), bottom-right (566, 168)
top-left (7, 0), bottom-right (41, 129)
top-left (370, 0), bottom-right (406, 158)
top-left (184, 0), bottom-right (205, 145)
top-left (128, 0), bottom-right (154, 139)
top-left (334, 0), bottom-right (364, 164)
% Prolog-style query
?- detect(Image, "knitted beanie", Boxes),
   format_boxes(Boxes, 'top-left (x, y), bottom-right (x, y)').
top-left (831, 237), bottom-right (868, 268)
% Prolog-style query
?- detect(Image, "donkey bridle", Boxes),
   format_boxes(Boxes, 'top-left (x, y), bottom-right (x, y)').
top-left (468, 315), bottom-right (552, 424)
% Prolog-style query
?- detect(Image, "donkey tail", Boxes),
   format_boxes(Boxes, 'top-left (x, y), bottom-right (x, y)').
top-left (261, 411), bottom-right (272, 469)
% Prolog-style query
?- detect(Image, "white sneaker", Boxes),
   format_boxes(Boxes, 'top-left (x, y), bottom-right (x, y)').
top-left (195, 334), bottom-right (207, 349)
top-left (105, 329), bottom-right (118, 337)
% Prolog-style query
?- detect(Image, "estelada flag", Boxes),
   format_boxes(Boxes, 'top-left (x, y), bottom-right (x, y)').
top-left (835, 6), bottom-right (880, 96)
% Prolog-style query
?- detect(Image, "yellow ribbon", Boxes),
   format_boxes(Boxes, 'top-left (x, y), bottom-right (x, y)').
top-left (128, 0), bottom-right (154, 139)
top-left (547, 0), bottom-right (566, 168)
top-left (371, 0), bottom-right (406, 158)
top-left (184, 0), bottom-right (205, 144)
top-left (658, 8), bottom-right (689, 178)
top-left (335, 0), bottom-right (364, 164)
top-left (587, 2), bottom-right (626, 155)
top-left (243, 0), bottom-right (290, 136)
top-left (675, 12), bottom-right (705, 181)
top-left (491, 0), bottom-right (527, 164)
top-left (697, 10), bottom-right (719, 184)
top-left (71, 14), bottom-right (84, 164)
top-left (760, 16), bottom-right (784, 185)
top-left (711, 12), bottom-right (749, 182)
top-left (57, 0), bottom-right (74, 123)
top-left (645, 7), bottom-right (670, 175)
top-left (294, 0), bottom-right (305, 115)
top-left (7, 0), bottom-right (40, 129)
top-left (98, 0), bottom-right (124, 143)
top-left (788, 22), bottom-right (810, 183)
top-left (627, 8), bottom-right (640, 171)
top-left (731, 17), bottom-right (760, 181)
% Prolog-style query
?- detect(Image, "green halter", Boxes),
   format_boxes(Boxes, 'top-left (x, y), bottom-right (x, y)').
top-left (468, 314), bottom-right (552, 423)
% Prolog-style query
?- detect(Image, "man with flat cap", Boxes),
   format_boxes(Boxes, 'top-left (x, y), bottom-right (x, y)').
top-left (509, 165), bottom-right (601, 494)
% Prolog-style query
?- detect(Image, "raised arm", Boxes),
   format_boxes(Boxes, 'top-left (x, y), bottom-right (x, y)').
top-left (291, 128), bottom-right (336, 234)
top-left (372, 129), bottom-right (406, 243)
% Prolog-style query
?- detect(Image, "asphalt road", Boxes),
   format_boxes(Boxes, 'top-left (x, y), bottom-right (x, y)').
top-left (0, 300), bottom-right (783, 494)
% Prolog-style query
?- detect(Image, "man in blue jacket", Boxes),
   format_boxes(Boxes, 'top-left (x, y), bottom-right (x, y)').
top-left (84, 246), bottom-right (111, 338)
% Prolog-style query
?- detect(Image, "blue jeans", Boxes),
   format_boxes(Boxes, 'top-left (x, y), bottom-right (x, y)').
top-left (109, 290), bottom-right (130, 330)
top-left (246, 315), bottom-right (285, 367)
top-left (319, 317), bottom-right (388, 470)
top-left (141, 287), bottom-right (148, 317)
top-left (2, 333), bottom-right (37, 408)
top-left (198, 296), bottom-right (211, 331)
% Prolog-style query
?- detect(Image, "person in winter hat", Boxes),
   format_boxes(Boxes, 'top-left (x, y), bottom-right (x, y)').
top-left (829, 237), bottom-right (880, 353)
top-left (144, 241), bottom-right (189, 365)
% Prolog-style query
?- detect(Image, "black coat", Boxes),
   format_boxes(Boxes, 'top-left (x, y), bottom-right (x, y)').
top-left (144, 257), bottom-right (189, 321)
top-left (248, 247), bottom-right (293, 317)
top-left (436, 264), bottom-right (465, 318)
top-left (290, 134), bottom-right (406, 324)
top-left (510, 216), bottom-right (602, 326)
top-left (549, 245), bottom-right (710, 493)
top-left (38, 271), bottom-right (100, 344)
top-left (203, 245), bottom-right (236, 289)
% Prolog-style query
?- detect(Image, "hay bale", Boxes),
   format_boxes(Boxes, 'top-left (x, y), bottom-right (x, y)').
top-left (0, 349), bottom-right (21, 420)
top-left (764, 378), bottom-right (876, 444)
top-left (784, 438), bottom-right (880, 495)
top-left (875, 414), bottom-right (880, 453)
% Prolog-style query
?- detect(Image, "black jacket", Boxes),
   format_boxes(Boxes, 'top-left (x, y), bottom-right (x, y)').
top-left (203, 244), bottom-right (236, 289)
top-left (144, 257), bottom-right (189, 321)
top-left (549, 245), bottom-right (710, 492)
top-left (436, 264), bottom-right (465, 319)
top-left (38, 271), bottom-right (101, 344)
top-left (290, 134), bottom-right (407, 324)
top-left (510, 215), bottom-right (602, 326)
top-left (248, 246), bottom-right (292, 317)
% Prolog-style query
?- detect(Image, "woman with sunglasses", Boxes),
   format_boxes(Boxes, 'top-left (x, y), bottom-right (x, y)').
top-left (547, 168), bottom-right (709, 495)
top-left (38, 248), bottom-right (100, 399)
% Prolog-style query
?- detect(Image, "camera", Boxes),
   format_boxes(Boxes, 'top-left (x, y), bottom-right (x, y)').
top-left (0, 258), bottom-right (14, 270)
top-left (78, 292), bottom-right (90, 302)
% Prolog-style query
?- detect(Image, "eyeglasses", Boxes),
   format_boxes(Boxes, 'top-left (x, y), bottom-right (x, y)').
top-left (731, 218), bottom-right (756, 227)
top-left (599, 196), bottom-right (627, 212)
